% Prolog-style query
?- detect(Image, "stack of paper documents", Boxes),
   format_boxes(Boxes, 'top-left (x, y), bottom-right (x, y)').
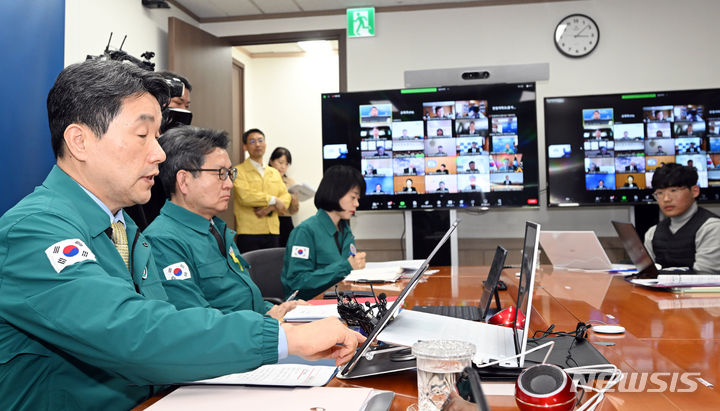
top-left (344, 266), bottom-right (403, 282)
top-left (343, 259), bottom-right (426, 283)
top-left (656, 274), bottom-right (720, 286)
top-left (631, 274), bottom-right (720, 289)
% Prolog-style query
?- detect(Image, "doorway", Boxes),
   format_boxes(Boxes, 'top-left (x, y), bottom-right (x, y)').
top-left (227, 32), bottom-right (343, 225)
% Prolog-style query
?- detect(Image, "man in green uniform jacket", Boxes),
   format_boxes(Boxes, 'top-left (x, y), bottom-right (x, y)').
top-left (0, 60), bottom-right (363, 410)
top-left (144, 126), bottom-right (299, 319)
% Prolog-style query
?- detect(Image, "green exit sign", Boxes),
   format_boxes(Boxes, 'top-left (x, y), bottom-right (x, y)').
top-left (347, 8), bottom-right (375, 37)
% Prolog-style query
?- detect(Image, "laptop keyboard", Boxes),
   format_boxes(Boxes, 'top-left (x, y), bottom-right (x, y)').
top-left (411, 305), bottom-right (482, 321)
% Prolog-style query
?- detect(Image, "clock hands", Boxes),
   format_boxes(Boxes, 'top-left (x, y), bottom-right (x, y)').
top-left (574, 25), bottom-right (590, 38)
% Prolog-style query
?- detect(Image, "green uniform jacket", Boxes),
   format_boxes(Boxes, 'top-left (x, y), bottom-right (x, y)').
top-left (281, 209), bottom-right (355, 300)
top-left (144, 201), bottom-right (273, 314)
top-left (0, 166), bottom-right (279, 410)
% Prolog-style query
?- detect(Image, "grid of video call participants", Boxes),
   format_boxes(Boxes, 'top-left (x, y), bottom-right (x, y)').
top-left (359, 101), bottom-right (525, 196)
top-left (551, 104), bottom-right (720, 191)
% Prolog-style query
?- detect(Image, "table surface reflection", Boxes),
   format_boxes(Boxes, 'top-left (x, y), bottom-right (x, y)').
top-left (136, 266), bottom-right (720, 410)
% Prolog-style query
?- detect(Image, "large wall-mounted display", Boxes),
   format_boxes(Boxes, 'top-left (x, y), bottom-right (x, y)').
top-left (321, 83), bottom-right (539, 211)
top-left (545, 88), bottom-right (720, 207)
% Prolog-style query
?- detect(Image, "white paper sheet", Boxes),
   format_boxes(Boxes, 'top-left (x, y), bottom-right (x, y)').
top-left (283, 304), bottom-right (340, 322)
top-left (191, 364), bottom-right (337, 387)
top-left (146, 386), bottom-right (374, 411)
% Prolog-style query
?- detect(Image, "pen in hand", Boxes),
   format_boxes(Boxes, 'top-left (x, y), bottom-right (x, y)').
top-left (286, 289), bottom-right (299, 302)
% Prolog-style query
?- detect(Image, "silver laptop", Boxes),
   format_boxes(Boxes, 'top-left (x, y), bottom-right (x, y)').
top-left (377, 221), bottom-right (541, 368)
top-left (540, 230), bottom-right (613, 270)
top-left (339, 220), bottom-right (460, 378)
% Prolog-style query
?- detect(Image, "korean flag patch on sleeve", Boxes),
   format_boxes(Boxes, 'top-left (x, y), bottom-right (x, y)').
top-left (45, 239), bottom-right (97, 273)
top-left (291, 245), bottom-right (310, 259)
top-left (162, 262), bottom-right (192, 280)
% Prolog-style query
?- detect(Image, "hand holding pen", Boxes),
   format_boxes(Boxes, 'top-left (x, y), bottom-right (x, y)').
top-left (265, 290), bottom-right (307, 321)
top-left (286, 289), bottom-right (299, 302)
top-left (347, 244), bottom-right (366, 270)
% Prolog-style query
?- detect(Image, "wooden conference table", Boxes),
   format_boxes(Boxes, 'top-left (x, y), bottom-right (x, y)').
top-left (136, 266), bottom-right (720, 410)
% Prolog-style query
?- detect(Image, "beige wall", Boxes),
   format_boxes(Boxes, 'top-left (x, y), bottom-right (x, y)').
top-left (65, 0), bottom-right (197, 68)
top-left (64, 0), bottom-right (720, 240)
top-left (203, 0), bottom-right (720, 239)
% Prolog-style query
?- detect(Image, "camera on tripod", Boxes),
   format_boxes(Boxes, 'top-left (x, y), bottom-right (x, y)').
top-left (86, 33), bottom-right (157, 72)
top-left (86, 33), bottom-right (191, 130)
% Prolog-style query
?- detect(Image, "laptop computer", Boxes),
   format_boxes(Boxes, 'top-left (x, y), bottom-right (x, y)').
top-left (612, 220), bottom-right (720, 286)
top-left (611, 220), bottom-right (658, 279)
top-left (338, 220), bottom-right (460, 379)
top-left (540, 231), bottom-right (614, 270)
top-left (374, 221), bottom-right (541, 368)
top-left (411, 245), bottom-right (507, 321)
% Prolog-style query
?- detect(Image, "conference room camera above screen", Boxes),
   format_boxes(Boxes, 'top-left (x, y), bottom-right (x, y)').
top-left (545, 87), bottom-right (720, 207)
top-left (321, 83), bottom-right (539, 211)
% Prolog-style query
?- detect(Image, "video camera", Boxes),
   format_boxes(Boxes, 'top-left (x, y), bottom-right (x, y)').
top-left (86, 33), bottom-right (157, 72)
top-left (87, 33), bottom-right (192, 130)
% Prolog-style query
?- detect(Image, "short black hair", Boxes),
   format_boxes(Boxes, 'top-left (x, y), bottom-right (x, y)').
top-left (269, 146), bottom-right (292, 165)
top-left (242, 128), bottom-right (264, 144)
top-left (157, 70), bottom-right (192, 92)
top-left (158, 126), bottom-right (229, 196)
top-left (47, 59), bottom-right (170, 159)
top-left (314, 165), bottom-right (365, 212)
top-left (651, 163), bottom-right (698, 189)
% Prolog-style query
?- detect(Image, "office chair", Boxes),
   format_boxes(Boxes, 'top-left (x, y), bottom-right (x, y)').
top-left (242, 247), bottom-right (286, 305)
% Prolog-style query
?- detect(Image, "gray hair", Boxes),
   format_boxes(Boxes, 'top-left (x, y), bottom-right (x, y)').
top-left (158, 126), bottom-right (229, 196)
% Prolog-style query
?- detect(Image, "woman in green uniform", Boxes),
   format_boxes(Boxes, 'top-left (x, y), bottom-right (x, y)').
top-left (282, 165), bottom-right (367, 300)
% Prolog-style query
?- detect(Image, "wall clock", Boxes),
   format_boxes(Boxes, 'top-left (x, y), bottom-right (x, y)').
top-left (554, 14), bottom-right (599, 58)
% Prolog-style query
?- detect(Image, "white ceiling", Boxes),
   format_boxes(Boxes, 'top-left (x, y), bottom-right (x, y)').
top-left (237, 40), bottom-right (338, 56)
top-left (168, 0), bottom-right (532, 21)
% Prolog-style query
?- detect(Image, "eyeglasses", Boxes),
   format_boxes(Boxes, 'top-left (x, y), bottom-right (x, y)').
top-left (651, 186), bottom-right (689, 201)
top-left (247, 137), bottom-right (264, 145)
top-left (184, 167), bottom-right (238, 181)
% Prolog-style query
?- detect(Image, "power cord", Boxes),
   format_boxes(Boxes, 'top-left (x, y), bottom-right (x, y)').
top-left (470, 322), bottom-right (622, 411)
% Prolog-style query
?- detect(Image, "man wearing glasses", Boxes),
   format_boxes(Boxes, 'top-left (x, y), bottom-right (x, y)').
top-left (144, 126), bottom-right (301, 319)
top-left (644, 163), bottom-right (720, 273)
top-left (233, 128), bottom-right (292, 252)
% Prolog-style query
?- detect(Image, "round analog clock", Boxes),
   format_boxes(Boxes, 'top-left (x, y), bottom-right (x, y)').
top-left (554, 14), bottom-right (599, 58)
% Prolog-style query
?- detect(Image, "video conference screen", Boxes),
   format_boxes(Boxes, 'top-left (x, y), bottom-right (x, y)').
top-left (321, 83), bottom-right (539, 210)
top-left (545, 88), bottom-right (720, 206)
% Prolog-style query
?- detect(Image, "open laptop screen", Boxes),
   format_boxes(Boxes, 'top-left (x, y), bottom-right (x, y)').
top-left (611, 220), bottom-right (658, 278)
top-left (340, 220), bottom-right (460, 376)
top-left (513, 221), bottom-right (541, 367)
top-left (479, 246), bottom-right (508, 318)
top-left (539, 231), bottom-right (612, 270)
